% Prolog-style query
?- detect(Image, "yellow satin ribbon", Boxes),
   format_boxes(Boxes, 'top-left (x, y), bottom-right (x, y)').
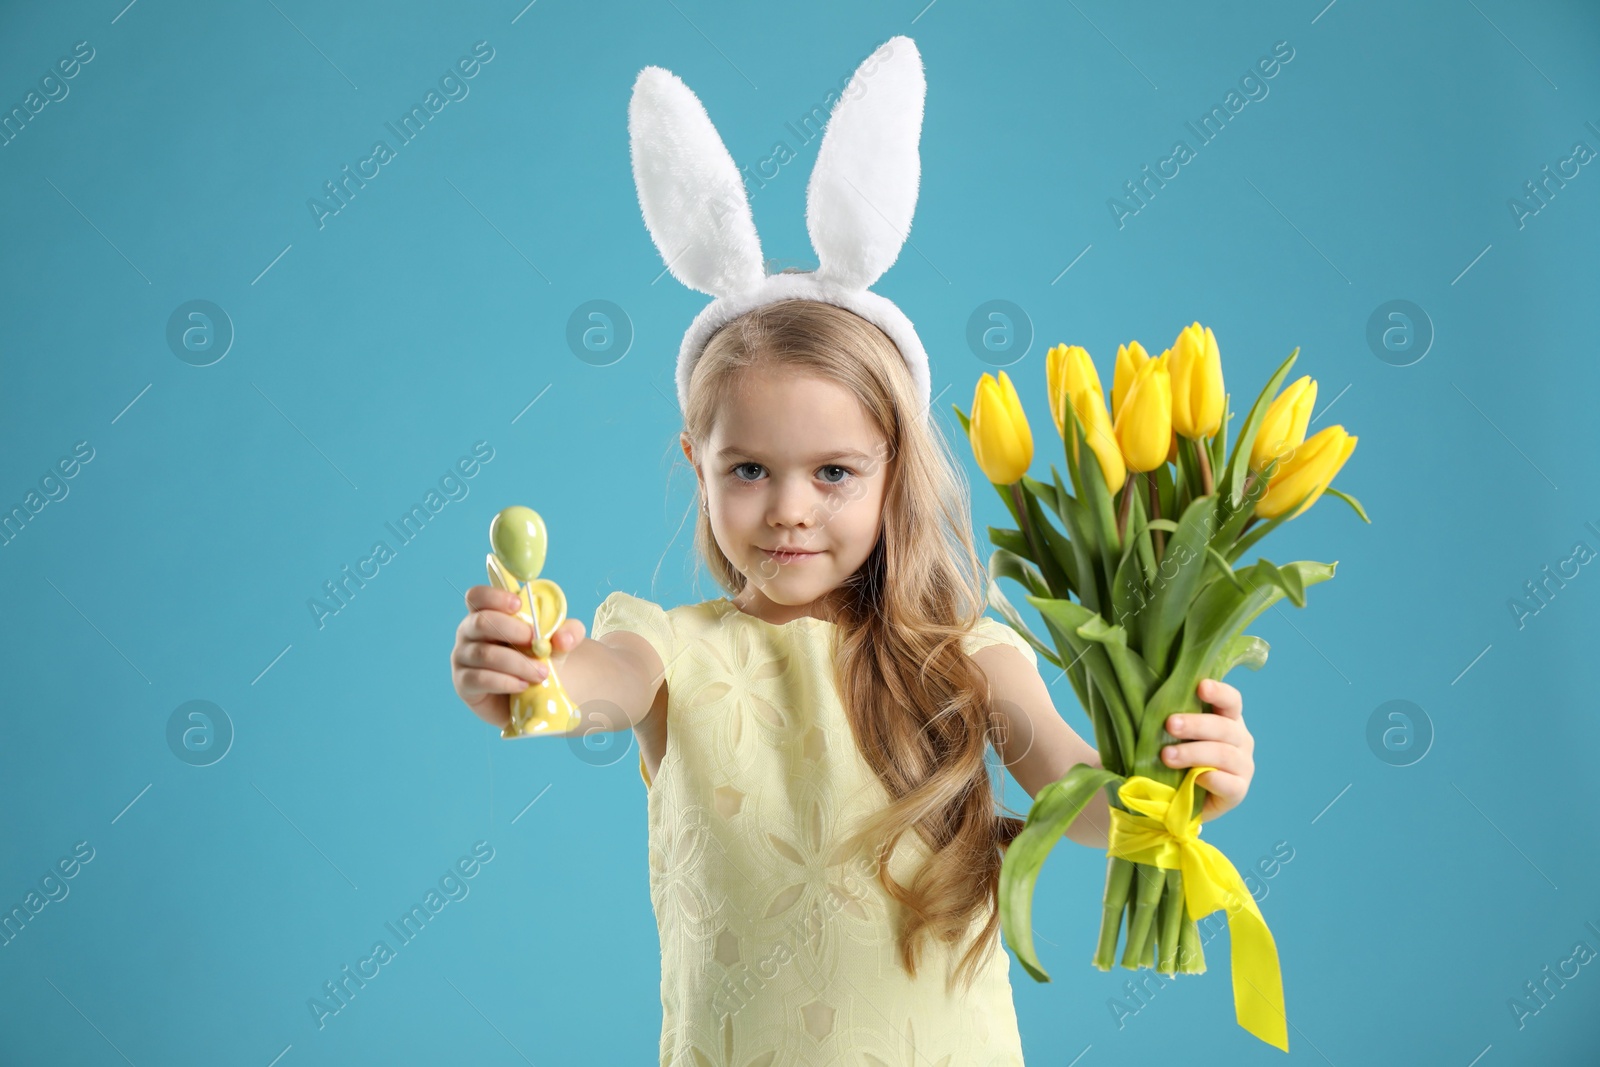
top-left (1106, 765), bottom-right (1289, 1053)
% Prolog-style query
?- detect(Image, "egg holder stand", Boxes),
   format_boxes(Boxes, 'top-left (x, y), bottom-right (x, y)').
top-left (485, 552), bottom-right (581, 739)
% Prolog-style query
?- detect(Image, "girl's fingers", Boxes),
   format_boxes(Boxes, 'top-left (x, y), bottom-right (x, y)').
top-left (1165, 711), bottom-right (1247, 744)
top-left (1198, 678), bottom-right (1243, 719)
top-left (553, 617), bottom-right (587, 651)
top-left (463, 608), bottom-right (532, 648)
top-left (456, 665), bottom-right (536, 696)
top-left (464, 584), bottom-right (523, 615)
top-left (1162, 739), bottom-right (1253, 778)
top-left (1179, 681), bottom-right (1254, 756)
top-left (459, 640), bottom-right (544, 685)
top-left (1196, 770), bottom-right (1249, 819)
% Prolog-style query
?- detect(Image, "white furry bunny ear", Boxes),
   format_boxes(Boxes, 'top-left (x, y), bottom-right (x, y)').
top-left (629, 66), bottom-right (766, 297)
top-left (807, 37), bottom-right (925, 290)
top-left (632, 39), bottom-right (937, 419)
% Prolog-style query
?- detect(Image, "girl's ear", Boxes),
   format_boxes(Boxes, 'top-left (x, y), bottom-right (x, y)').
top-left (805, 36), bottom-right (925, 290)
top-left (629, 66), bottom-right (765, 298)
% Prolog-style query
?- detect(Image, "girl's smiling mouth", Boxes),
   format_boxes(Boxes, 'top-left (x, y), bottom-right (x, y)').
top-left (761, 547), bottom-right (822, 563)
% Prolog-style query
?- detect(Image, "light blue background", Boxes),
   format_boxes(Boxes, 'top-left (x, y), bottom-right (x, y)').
top-left (2, 0), bottom-right (1597, 1063)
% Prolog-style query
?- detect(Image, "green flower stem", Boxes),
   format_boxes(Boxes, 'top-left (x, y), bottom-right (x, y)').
top-left (1145, 472), bottom-right (1165, 559)
top-left (1094, 856), bottom-right (1135, 970)
top-left (1177, 905), bottom-right (1205, 973)
top-left (1008, 481), bottom-right (1048, 574)
top-left (1085, 681), bottom-right (1125, 778)
top-left (1152, 873), bottom-right (1172, 971)
top-left (1116, 475), bottom-right (1134, 542)
top-left (1120, 861), bottom-right (1164, 968)
top-left (1157, 869), bottom-right (1184, 974)
top-left (1196, 437), bottom-right (1215, 497)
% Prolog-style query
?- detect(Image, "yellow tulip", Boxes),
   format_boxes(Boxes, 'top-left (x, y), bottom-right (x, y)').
top-left (1250, 375), bottom-right (1317, 474)
top-left (1254, 425), bottom-right (1357, 520)
top-left (1074, 388), bottom-right (1127, 494)
top-left (970, 370), bottom-right (1032, 484)
top-left (1169, 322), bottom-right (1225, 439)
top-left (1046, 344), bottom-right (1105, 439)
top-left (1111, 340), bottom-right (1153, 420)
top-left (1045, 344), bottom-right (1125, 494)
top-left (1112, 354), bottom-right (1172, 473)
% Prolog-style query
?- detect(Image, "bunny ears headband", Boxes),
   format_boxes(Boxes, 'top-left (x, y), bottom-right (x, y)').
top-left (628, 36), bottom-right (933, 419)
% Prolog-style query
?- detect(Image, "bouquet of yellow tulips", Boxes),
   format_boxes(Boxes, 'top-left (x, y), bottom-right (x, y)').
top-left (955, 324), bottom-right (1366, 1053)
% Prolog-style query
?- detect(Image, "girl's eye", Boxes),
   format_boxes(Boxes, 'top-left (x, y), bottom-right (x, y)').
top-left (728, 463), bottom-right (856, 485)
top-left (818, 465), bottom-right (854, 485)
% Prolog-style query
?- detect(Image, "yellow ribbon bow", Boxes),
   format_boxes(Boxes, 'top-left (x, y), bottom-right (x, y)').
top-left (1106, 765), bottom-right (1289, 1052)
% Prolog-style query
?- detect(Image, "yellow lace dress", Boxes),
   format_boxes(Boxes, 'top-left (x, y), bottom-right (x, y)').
top-left (590, 591), bottom-right (1040, 1066)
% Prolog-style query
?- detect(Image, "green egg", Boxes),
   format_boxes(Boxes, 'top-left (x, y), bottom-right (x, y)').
top-left (490, 505), bottom-right (547, 581)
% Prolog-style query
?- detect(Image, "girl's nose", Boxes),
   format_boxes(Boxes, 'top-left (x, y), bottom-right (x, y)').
top-left (767, 476), bottom-right (819, 529)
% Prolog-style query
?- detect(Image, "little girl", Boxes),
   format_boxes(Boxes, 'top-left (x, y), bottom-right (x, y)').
top-left (450, 37), bottom-right (1257, 1065)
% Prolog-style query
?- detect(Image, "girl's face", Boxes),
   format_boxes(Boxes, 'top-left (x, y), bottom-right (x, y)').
top-left (684, 370), bottom-right (892, 624)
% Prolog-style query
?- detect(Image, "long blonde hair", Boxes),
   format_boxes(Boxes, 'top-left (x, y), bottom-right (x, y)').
top-left (680, 296), bottom-right (1025, 993)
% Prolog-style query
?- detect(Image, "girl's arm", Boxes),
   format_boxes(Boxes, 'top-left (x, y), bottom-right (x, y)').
top-left (977, 646), bottom-right (1258, 839)
top-left (541, 623), bottom-right (667, 736)
top-left (452, 587), bottom-right (664, 736)
top-left (973, 643), bottom-right (1109, 848)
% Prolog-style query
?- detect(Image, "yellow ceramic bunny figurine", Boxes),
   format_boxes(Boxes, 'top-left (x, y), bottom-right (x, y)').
top-left (486, 506), bottom-right (581, 738)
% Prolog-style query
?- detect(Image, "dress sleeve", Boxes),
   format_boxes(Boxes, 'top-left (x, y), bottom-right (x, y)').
top-left (961, 615), bottom-right (1039, 669)
top-left (590, 591), bottom-right (675, 790)
top-left (591, 591), bottom-right (676, 674)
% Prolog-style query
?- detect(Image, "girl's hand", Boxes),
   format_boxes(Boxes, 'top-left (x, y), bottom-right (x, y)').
top-left (451, 585), bottom-right (587, 729)
top-left (1162, 679), bottom-right (1255, 823)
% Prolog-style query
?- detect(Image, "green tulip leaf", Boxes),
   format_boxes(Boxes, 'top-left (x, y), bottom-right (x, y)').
top-left (1072, 412), bottom-right (1123, 577)
top-left (1204, 544), bottom-right (1246, 592)
top-left (990, 547), bottom-right (1050, 600)
top-left (1075, 612), bottom-right (1158, 720)
top-left (999, 762), bottom-right (1126, 983)
top-left (1125, 558), bottom-right (1334, 776)
top-left (1109, 531), bottom-right (1149, 653)
top-left (1048, 479), bottom-right (1104, 614)
top-left (1263, 558), bottom-right (1306, 608)
top-left (1324, 486), bottom-right (1371, 523)
top-left (1142, 494), bottom-right (1220, 677)
top-left (1019, 489), bottom-right (1077, 599)
top-left (1182, 558), bottom-right (1335, 669)
top-left (1216, 633), bottom-right (1271, 675)
top-left (1220, 349), bottom-right (1299, 510)
top-left (1027, 596), bottom-right (1137, 769)
top-left (988, 527), bottom-right (1030, 559)
top-left (984, 571), bottom-right (1067, 674)
top-left (1022, 474), bottom-right (1066, 522)
top-left (1211, 396), bottom-right (1230, 477)
top-left (1115, 513), bottom-right (1177, 583)
top-left (1155, 458), bottom-right (1177, 524)
top-left (1227, 511), bottom-right (1287, 564)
